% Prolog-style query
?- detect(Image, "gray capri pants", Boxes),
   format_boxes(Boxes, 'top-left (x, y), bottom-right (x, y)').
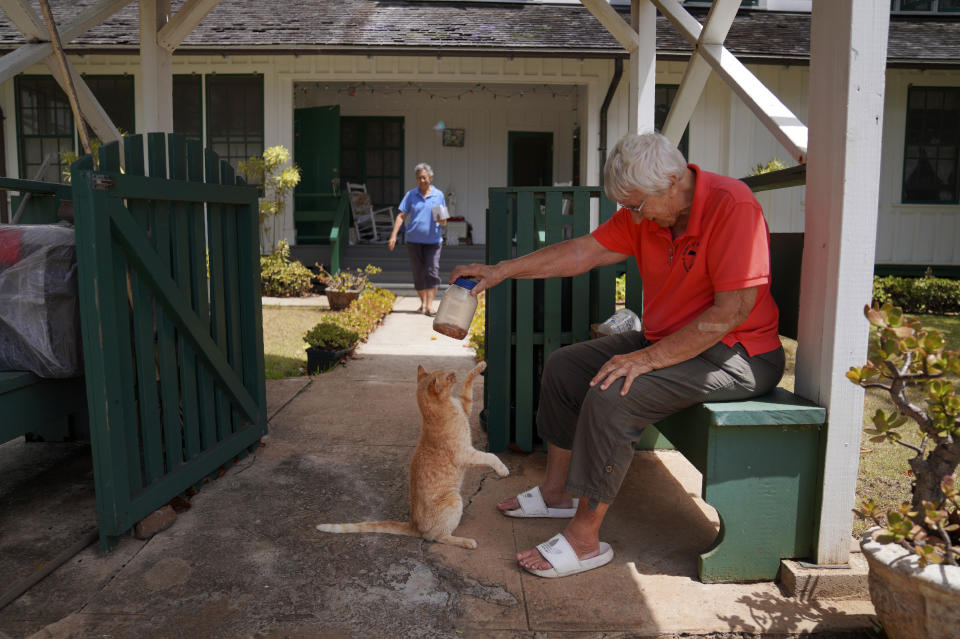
top-left (537, 331), bottom-right (785, 508)
top-left (406, 242), bottom-right (442, 290)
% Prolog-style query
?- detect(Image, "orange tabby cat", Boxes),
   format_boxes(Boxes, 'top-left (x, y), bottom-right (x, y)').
top-left (316, 361), bottom-right (508, 549)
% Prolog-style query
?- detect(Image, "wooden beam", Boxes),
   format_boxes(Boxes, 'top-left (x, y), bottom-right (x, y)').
top-left (739, 164), bottom-right (806, 193)
top-left (796, 0), bottom-right (889, 565)
top-left (662, 0), bottom-right (738, 144)
top-left (651, 0), bottom-right (808, 163)
top-left (140, 0), bottom-right (174, 132)
top-left (43, 57), bottom-right (121, 144)
top-left (0, 0), bottom-right (48, 41)
top-left (38, 0), bottom-right (92, 154)
top-left (580, 0), bottom-right (640, 53)
top-left (0, 0), bottom-right (134, 85)
top-left (628, 0), bottom-right (656, 135)
top-left (157, 0), bottom-right (219, 51)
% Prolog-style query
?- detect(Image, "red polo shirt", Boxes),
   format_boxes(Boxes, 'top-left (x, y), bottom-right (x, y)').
top-left (592, 164), bottom-right (781, 356)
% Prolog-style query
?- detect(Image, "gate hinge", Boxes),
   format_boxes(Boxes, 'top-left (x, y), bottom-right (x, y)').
top-left (92, 174), bottom-right (115, 190)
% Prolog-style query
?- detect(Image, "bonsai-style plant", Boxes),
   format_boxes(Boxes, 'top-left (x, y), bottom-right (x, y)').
top-left (314, 264), bottom-right (382, 293)
top-left (238, 145), bottom-right (301, 253)
top-left (848, 302), bottom-right (960, 567)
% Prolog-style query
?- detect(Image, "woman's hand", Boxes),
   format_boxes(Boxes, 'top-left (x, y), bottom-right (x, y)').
top-left (388, 235), bottom-right (397, 251)
top-left (449, 263), bottom-right (504, 295)
top-left (590, 349), bottom-right (666, 396)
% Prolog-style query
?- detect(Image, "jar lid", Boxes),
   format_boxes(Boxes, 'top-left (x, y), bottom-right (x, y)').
top-left (453, 277), bottom-right (477, 290)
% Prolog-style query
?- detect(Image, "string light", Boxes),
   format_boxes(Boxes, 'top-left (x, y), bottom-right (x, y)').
top-left (293, 81), bottom-right (580, 104)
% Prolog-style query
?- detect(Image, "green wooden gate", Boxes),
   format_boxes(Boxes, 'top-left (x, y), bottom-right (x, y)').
top-left (485, 187), bottom-right (643, 452)
top-left (71, 133), bottom-right (267, 549)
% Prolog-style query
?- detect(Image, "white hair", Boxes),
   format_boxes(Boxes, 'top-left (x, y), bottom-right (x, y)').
top-left (603, 132), bottom-right (688, 203)
top-left (414, 162), bottom-right (434, 178)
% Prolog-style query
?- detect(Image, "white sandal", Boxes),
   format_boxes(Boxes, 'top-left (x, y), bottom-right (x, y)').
top-left (502, 486), bottom-right (578, 518)
top-left (524, 533), bottom-right (614, 578)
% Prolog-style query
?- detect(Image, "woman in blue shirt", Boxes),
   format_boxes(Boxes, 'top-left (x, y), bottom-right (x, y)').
top-left (389, 163), bottom-right (447, 315)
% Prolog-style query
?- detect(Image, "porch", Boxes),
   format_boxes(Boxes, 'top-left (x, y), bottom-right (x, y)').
top-left (0, 296), bottom-right (874, 638)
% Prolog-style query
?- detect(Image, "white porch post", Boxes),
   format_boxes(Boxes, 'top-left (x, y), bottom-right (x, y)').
top-left (796, 0), bottom-right (889, 564)
top-left (629, 0), bottom-right (656, 134)
top-left (139, 0), bottom-right (173, 133)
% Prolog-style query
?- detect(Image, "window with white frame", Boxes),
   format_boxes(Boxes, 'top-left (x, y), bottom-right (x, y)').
top-left (902, 86), bottom-right (960, 204)
top-left (891, 0), bottom-right (960, 13)
top-left (206, 74), bottom-right (264, 170)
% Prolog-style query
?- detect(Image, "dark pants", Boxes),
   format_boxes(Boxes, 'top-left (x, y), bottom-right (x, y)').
top-left (406, 242), bottom-right (442, 290)
top-left (537, 331), bottom-right (785, 507)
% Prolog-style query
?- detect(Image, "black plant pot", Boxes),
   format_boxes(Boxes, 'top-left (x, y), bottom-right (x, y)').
top-left (306, 346), bottom-right (353, 374)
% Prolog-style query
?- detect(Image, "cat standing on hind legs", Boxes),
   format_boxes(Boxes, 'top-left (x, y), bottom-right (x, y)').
top-left (316, 361), bottom-right (508, 549)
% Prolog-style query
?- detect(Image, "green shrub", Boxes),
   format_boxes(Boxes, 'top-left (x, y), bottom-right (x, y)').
top-left (260, 241), bottom-right (313, 297)
top-left (303, 320), bottom-right (361, 350)
top-left (872, 275), bottom-right (960, 314)
top-left (303, 286), bottom-right (396, 356)
top-left (615, 274), bottom-right (626, 304)
top-left (467, 291), bottom-right (486, 361)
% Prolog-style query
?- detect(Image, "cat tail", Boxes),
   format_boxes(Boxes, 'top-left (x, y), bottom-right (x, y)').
top-left (316, 521), bottom-right (417, 536)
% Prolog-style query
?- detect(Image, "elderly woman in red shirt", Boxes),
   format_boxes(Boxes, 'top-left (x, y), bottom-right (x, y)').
top-left (449, 131), bottom-right (784, 578)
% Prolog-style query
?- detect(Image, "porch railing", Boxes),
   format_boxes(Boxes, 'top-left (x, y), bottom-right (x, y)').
top-left (484, 186), bottom-right (640, 452)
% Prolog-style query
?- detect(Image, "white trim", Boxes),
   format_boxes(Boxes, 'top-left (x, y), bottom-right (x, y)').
top-left (0, 0), bottom-right (134, 85)
top-left (651, 0), bottom-right (808, 163)
top-left (157, 0), bottom-right (220, 51)
top-left (140, 0), bottom-right (174, 132)
top-left (663, 0), bottom-right (738, 145)
top-left (42, 56), bottom-right (121, 143)
top-left (0, 0), bottom-right (48, 42)
top-left (797, 0), bottom-right (889, 565)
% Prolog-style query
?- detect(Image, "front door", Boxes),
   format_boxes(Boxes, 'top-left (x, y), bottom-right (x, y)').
top-left (508, 131), bottom-right (553, 187)
top-left (294, 105), bottom-right (341, 196)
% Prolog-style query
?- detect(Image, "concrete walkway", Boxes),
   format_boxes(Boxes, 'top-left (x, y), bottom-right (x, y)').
top-left (0, 297), bottom-right (875, 638)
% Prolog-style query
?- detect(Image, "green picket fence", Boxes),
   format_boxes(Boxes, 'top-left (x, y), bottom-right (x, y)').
top-left (72, 133), bottom-right (268, 549)
top-left (484, 186), bottom-right (644, 452)
top-left (483, 186), bottom-right (804, 454)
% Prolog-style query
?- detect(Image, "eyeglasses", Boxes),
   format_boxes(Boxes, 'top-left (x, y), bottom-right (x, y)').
top-left (622, 198), bottom-right (648, 215)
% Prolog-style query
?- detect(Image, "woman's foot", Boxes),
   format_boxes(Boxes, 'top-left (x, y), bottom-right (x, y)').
top-left (416, 305), bottom-right (426, 314)
top-left (497, 487), bottom-right (575, 513)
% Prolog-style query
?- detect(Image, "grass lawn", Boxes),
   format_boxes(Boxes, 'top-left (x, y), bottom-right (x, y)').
top-left (261, 306), bottom-right (333, 379)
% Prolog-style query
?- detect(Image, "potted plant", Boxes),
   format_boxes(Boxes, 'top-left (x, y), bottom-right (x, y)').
top-left (314, 264), bottom-right (382, 311)
top-left (303, 320), bottom-right (361, 374)
top-left (847, 302), bottom-right (960, 639)
top-left (238, 145), bottom-right (301, 254)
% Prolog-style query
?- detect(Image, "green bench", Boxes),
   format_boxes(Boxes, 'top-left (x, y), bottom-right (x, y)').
top-left (650, 387), bottom-right (825, 583)
top-left (0, 371), bottom-right (87, 446)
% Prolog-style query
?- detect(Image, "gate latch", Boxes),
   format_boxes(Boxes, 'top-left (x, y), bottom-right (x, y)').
top-left (92, 174), bottom-right (115, 190)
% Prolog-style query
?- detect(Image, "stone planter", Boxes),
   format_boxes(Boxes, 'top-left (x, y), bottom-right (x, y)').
top-left (860, 527), bottom-right (960, 639)
top-left (306, 346), bottom-right (353, 374)
top-left (324, 289), bottom-right (361, 311)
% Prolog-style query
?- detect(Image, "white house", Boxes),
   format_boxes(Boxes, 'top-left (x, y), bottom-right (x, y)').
top-left (0, 0), bottom-right (957, 273)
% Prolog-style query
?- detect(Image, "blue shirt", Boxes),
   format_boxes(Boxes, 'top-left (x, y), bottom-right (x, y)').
top-left (399, 186), bottom-right (446, 244)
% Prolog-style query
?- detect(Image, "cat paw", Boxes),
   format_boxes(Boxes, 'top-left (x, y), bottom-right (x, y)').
top-left (494, 461), bottom-right (509, 477)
